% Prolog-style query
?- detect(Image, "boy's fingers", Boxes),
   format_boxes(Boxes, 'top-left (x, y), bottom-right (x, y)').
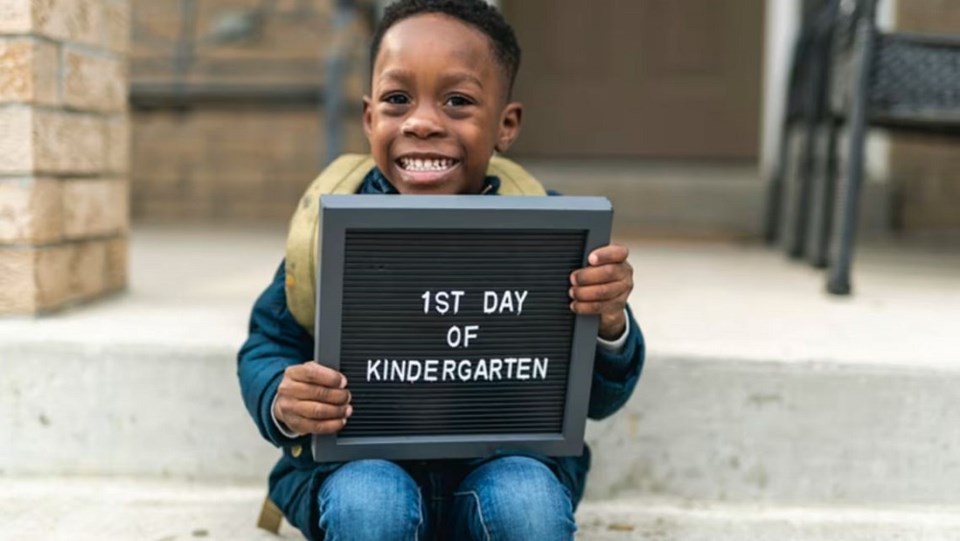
top-left (310, 418), bottom-right (349, 435)
top-left (588, 245), bottom-right (629, 266)
top-left (569, 281), bottom-right (631, 303)
top-left (570, 291), bottom-right (630, 315)
top-left (287, 362), bottom-right (347, 389)
top-left (571, 262), bottom-right (633, 287)
top-left (288, 400), bottom-right (352, 422)
top-left (284, 412), bottom-right (348, 435)
top-left (279, 380), bottom-right (351, 405)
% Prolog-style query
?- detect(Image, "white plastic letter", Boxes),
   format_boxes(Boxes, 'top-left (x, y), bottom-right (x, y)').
top-left (484, 291), bottom-right (497, 314)
top-left (390, 360), bottom-right (405, 381)
top-left (457, 360), bottom-right (472, 381)
top-left (367, 359), bottom-right (382, 381)
top-left (442, 359), bottom-right (456, 381)
top-left (517, 357), bottom-right (531, 380)
top-left (504, 357), bottom-right (518, 379)
top-left (533, 357), bottom-right (549, 380)
top-left (463, 325), bottom-right (479, 348)
top-left (407, 361), bottom-right (423, 383)
top-left (447, 326), bottom-right (462, 348)
top-left (451, 291), bottom-right (465, 314)
top-left (474, 359), bottom-right (489, 381)
top-left (514, 290), bottom-right (528, 316)
top-left (499, 291), bottom-right (514, 313)
top-left (424, 360), bottom-right (439, 382)
top-left (436, 291), bottom-right (450, 315)
top-left (490, 358), bottom-right (503, 380)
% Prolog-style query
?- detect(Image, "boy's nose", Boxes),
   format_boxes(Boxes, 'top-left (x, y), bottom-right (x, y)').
top-left (401, 106), bottom-right (445, 139)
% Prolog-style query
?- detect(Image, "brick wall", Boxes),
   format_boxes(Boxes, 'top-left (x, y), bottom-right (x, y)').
top-left (0, 0), bottom-right (130, 314)
top-left (129, 0), bottom-right (369, 223)
top-left (889, 2), bottom-right (960, 231)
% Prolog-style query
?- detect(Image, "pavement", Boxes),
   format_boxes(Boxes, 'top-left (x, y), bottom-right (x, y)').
top-left (4, 477), bottom-right (960, 541)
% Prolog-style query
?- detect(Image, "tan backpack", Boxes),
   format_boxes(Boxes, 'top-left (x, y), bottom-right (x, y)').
top-left (283, 153), bottom-right (548, 334)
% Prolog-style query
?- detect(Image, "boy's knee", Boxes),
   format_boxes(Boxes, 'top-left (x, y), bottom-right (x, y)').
top-left (456, 456), bottom-right (576, 540)
top-left (317, 460), bottom-right (423, 540)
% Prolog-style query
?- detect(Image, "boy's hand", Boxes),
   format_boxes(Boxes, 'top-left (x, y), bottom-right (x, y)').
top-left (273, 361), bottom-right (352, 435)
top-left (569, 244), bottom-right (633, 340)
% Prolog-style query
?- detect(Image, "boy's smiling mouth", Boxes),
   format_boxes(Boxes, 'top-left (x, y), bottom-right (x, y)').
top-left (395, 154), bottom-right (461, 187)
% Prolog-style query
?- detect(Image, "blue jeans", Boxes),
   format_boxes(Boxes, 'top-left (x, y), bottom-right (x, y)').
top-left (316, 456), bottom-right (577, 540)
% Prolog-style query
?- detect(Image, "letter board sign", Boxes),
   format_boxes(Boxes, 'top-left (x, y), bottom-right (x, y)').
top-left (313, 195), bottom-right (612, 462)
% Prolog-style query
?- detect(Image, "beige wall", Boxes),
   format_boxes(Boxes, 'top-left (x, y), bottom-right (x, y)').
top-left (888, 1), bottom-right (960, 231)
top-left (127, 0), bottom-right (960, 231)
top-left (0, 0), bottom-right (130, 314)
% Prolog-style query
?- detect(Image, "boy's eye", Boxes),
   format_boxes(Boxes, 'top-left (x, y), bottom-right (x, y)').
top-left (383, 93), bottom-right (410, 105)
top-left (444, 95), bottom-right (474, 107)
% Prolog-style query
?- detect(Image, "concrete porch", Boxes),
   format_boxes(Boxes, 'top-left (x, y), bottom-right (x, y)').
top-left (1, 225), bottom-right (959, 539)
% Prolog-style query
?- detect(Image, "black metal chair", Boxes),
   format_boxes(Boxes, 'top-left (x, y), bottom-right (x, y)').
top-left (768, 0), bottom-right (960, 295)
top-left (824, 0), bottom-right (960, 294)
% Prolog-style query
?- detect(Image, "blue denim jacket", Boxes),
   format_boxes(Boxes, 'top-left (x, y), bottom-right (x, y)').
top-left (237, 168), bottom-right (645, 540)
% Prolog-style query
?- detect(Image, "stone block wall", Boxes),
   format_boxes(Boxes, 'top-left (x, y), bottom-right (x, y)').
top-left (0, 0), bottom-right (130, 314)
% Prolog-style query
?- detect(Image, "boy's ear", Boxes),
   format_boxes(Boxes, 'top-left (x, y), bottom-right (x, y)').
top-left (495, 101), bottom-right (523, 153)
top-left (362, 95), bottom-right (373, 139)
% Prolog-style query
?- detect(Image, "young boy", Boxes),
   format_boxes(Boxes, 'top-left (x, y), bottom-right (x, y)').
top-left (238, 1), bottom-right (645, 539)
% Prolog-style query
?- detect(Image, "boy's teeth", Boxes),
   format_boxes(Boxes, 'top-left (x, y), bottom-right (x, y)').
top-left (402, 158), bottom-right (455, 171)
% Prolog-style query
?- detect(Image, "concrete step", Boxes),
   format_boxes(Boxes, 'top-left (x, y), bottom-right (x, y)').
top-left (2, 226), bottom-right (959, 507)
top-left (3, 339), bottom-right (960, 508)
top-left (3, 478), bottom-right (960, 541)
top-left (583, 356), bottom-right (960, 506)
top-left (576, 498), bottom-right (960, 541)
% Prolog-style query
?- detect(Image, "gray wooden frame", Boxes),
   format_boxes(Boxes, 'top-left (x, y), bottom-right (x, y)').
top-left (311, 195), bottom-right (612, 462)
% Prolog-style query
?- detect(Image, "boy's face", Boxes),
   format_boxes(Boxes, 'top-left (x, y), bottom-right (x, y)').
top-left (363, 14), bottom-right (522, 195)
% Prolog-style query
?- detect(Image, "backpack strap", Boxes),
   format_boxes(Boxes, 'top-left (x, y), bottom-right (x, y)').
top-left (285, 154), bottom-right (374, 333)
top-left (488, 155), bottom-right (547, 196)
top-left (284, 154), bottom-right (546, 334)
top-left (256, 496), bottom-right (284, 534)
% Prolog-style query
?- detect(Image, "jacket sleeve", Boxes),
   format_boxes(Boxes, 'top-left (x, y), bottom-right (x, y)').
top-left (587, 304), bottom-right (645, 420)
top-left (237, 261), bottom-right (314, 447)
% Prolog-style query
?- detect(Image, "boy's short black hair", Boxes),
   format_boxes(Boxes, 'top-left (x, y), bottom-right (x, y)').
top-left (370, 0), bottom-right (522, 96)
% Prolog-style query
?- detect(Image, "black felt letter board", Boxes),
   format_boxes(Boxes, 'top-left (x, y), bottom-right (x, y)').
top-left (312, 195), bottom-right (612, 462)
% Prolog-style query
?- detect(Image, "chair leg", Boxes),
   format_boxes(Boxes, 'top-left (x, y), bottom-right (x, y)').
top-left (788, 124), bottom-right (815, 259)
top-left (807, 120), bottom-right (838, 268)
top-left (763, 125), bottom-right (790, 245)
top-left (827, 21), bottom-right (875, 295)
top-left (802, 123), bottom-right (826, 265)
top-left (827, 127), bottom-right (865, 295)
